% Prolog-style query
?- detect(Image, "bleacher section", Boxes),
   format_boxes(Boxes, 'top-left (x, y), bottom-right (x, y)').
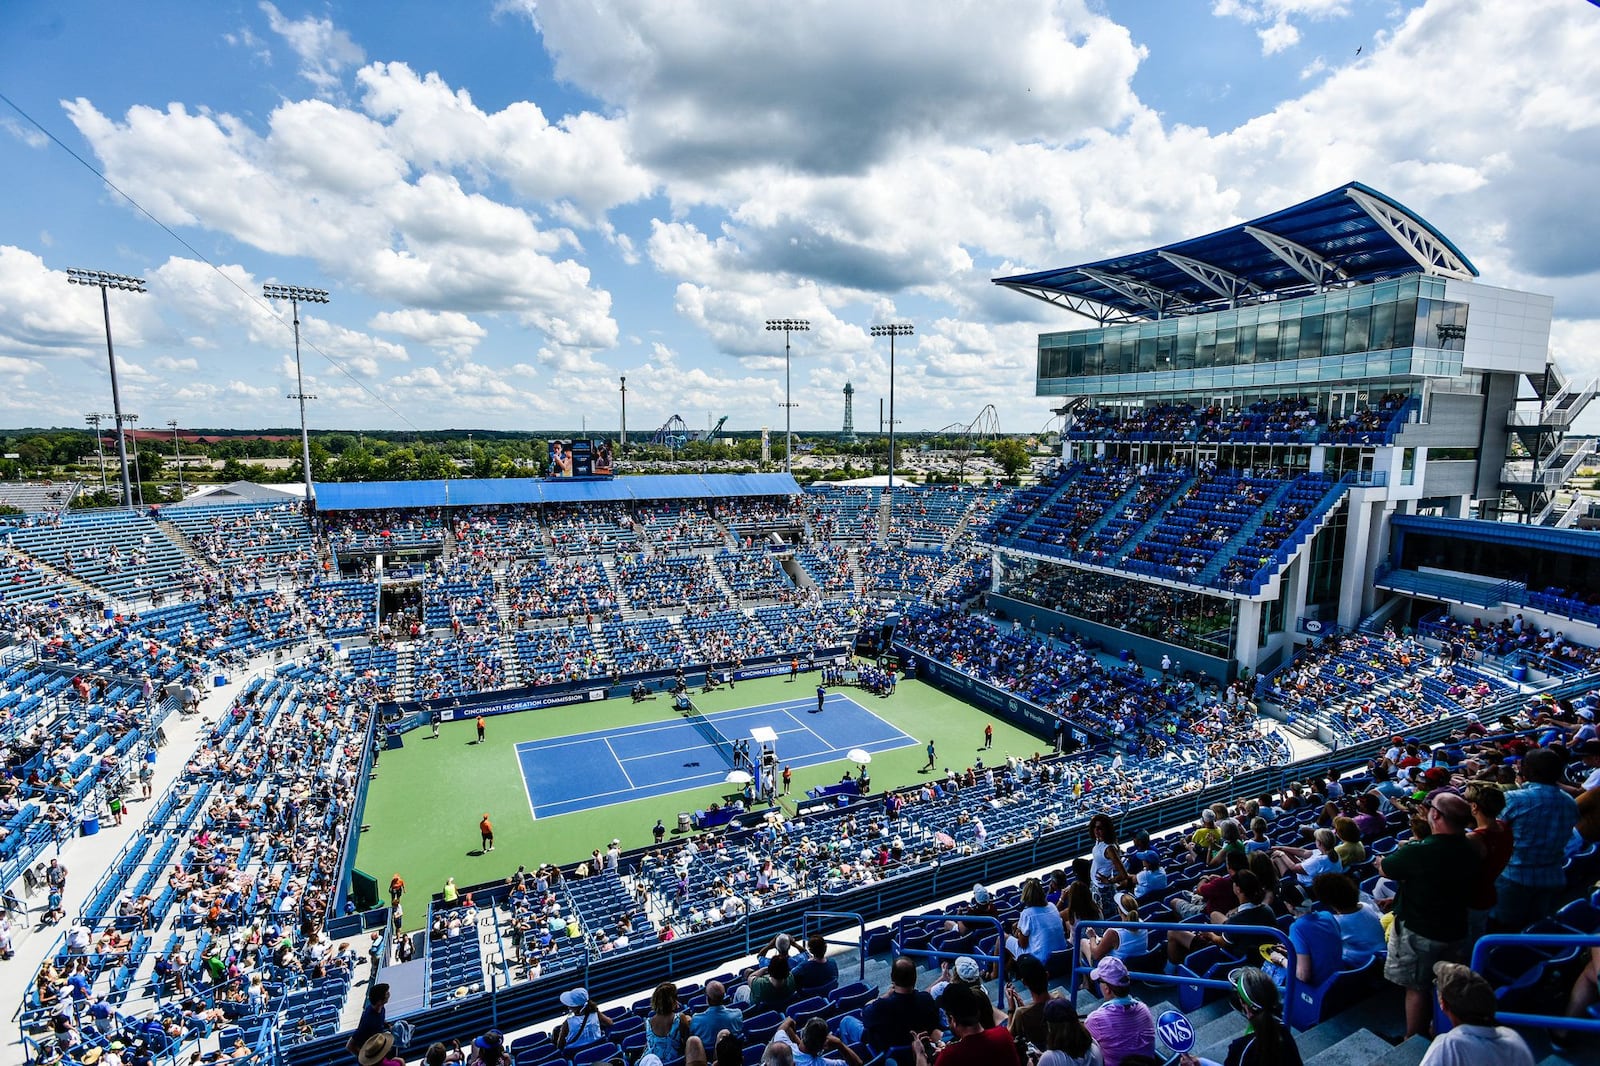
top-left (711, 549), bottom-right (795, 601)
top-left (513, 624), bottom-right (605, 686)
top-left (163, 503), bottom-right (316, 584)
top-left (986, 463), bottom-right (1348, 594)
top-left (1066, 394), bottom-right (1417, 446)
top-left (803, 486), bottom-right (879, 541)
top-left (4, 511), bottom-right (198, 603)
top-left (0, 480), bottom-right (81, 514)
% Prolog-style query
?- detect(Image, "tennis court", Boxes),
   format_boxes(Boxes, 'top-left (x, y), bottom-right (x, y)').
top-left (514, 692), bottom-right (916, 817)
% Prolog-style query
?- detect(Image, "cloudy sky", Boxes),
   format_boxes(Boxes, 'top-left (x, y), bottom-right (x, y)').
top-left (0, 0), bottom-right (1596, 435)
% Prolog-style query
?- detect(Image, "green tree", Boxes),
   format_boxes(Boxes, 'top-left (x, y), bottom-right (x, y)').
top-left (988, 439), bottom-right (1031, 479)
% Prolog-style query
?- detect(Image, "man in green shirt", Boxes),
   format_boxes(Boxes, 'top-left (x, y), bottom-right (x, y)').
top-left (1378, 790), bottom-right (1479, 1040)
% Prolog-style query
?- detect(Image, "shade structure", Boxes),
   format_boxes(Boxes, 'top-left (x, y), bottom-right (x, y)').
top-left (725, 770), bottom-right (753, 784)
top-left (847, 748), bottom-right (873, 764)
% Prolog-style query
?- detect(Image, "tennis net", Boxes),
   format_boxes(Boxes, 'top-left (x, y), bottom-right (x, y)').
top-left (683, 702), bottom-right (739, 770)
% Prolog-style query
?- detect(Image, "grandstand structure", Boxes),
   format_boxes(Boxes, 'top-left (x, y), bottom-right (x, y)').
top-left (988, 180), bottom-right (1593, 678)
top-left (3, 187), bottom-right (1598, 1066)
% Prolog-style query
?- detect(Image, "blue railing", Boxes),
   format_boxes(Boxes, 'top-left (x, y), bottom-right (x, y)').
top-left (803, 910), bottom-right (869, 982)
top-left (1468, 932), bottom-right (1600, 1035)
top-left (1069, 919), bottom-right (1304, 1026)
top-left (891, 912), bottom-right (1008, 990)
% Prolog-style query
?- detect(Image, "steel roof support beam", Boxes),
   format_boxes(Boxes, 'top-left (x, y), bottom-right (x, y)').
top-left (1157, 251), bottom-right (1263, 307)
top-left (993, 283), bottom-right (1145, 325)
top-left (1243, 225), bottom-right (1347, 291)
top-left (1076, 268), bottom-right (1174, 319)
top-left (1344, 187), bottom-right (1476, 280)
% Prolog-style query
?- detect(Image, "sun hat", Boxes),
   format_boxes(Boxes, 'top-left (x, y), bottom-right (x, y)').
top-left (358, 1033), bottom-right (395, 1066)
top-left (559, 987), bottom-right (589, 1009)
top-left (953, 956), bottom-right (981, 981)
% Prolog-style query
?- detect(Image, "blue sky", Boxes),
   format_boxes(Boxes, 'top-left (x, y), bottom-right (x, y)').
top-left (0, 0), bottom-right (1596, 434)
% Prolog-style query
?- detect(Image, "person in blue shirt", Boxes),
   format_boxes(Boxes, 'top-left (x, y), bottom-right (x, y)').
top-left (1279, 898), bottom-right (1342, 991)
top-left (1495, 747), bottom-right (1580, 929)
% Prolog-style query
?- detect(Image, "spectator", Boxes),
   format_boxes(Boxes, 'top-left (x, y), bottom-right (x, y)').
top-left (793, 935), bottom-right (840, 991)
top-left (1082, 958), bottom-right (1155, 1066)
top-left (1463, 784), bottom-right (1512, 940)
top-left (1166, 869), bottom-right (1275, 966)
top-left (1269, 829), bottom-right (1343, 901)
top-left (1378, 791), bottom-right (1479, 1041)
top-left (1004, 954), bottom-right (1055, 1054)
top-left (861, 958), bottom-right (940, 1054)
top-left (690, 981), bottom-right (743, 1046)
top-left (926, 956), bottom-right (1002, 1028)
top-left (1558, 944), bottom-right (1600, 1048)
top-left (1011, 877), bottom-right (1069, 965)
top-left (1272, 880), bottom-right (1342, 990)
top-left (1422, 963), bottom-right (1535, 1066)
top-left (911, 981), bottom-right (1019, 1065)
top-left (551, 987), bottom-right (611, 1053)
top-left (773, 1016), bottom-right (863, 1066)
top-left (1494, 748), bottom-right (1579, 929)
top-left (644, 982), bottom-right (692, 1062)
top-left (345, 982), bottom-right (388, 1062)
top-left (744, 951), bottom-right (797, 1010)
top-left (1081, 893), bottom-right (1148, 968)
top-left (1036, 997), bottom-right (1102, 1066)
top-left (1311, 874), bottom-right (1384, 968)
top-left (1178, 967), bottom-right (1302, 1066)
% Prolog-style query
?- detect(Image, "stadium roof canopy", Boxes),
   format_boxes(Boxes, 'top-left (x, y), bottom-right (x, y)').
top-left (993, 181), bottom-right (1479, 324)
top-left (312, 472), bottom-right (801, 511)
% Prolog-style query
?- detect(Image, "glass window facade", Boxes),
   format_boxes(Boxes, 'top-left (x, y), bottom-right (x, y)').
top-left (1037, 275), bottom-right (1469, 396)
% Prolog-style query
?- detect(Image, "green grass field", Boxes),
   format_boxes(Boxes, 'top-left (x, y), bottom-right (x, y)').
top-left (356, 675), bottom-right (1044, 927)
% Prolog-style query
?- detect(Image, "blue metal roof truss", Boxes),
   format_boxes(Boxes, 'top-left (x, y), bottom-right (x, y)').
top-left (994, 181), bottom-right (1478, 322)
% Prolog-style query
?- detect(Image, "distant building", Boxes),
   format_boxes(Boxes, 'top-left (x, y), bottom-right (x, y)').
top-left (841, 381), bottom-right (858, 443)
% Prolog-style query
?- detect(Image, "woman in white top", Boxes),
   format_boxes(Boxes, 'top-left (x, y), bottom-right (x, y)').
top-left (552, 987), bottom-right (611, 1052)
top-left (1088, 814), bottom-right (1129, 917)
top-left (1270, 828), bottom-right (1343, 891)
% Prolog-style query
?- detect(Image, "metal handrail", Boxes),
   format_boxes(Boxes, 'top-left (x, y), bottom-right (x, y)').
top-left (1069, 918), bottom-right (1300, 1024)
top-left (803, 909), bottom-right (869, 981)
top-left (890, 912), bottom-right (1008, 990)
top-left (1468, 931), bottom-right (1600, 1034)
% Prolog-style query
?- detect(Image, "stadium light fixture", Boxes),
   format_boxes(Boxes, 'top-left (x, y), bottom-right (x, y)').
top-left (870, 323), bottom-right (914, 512)
top-left (168, 419), bottom-right (185, 500)
top-left (262, 283), bottom-right (330, 505)
top-left (765, 319), bottom-right (810, 473)
top-left (84, 413), bottom-right (114, 496)
top-left (122, 413), bottom-right (143, 508)
top-left (66, 269), bottom-right (146, 510)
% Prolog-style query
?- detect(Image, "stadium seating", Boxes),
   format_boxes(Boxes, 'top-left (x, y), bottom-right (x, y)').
top-left (6, 477), bottom-right (1594, 1066)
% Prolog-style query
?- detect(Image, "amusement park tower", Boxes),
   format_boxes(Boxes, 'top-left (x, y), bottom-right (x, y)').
top-left (841, 381), bottom-right (858, 443)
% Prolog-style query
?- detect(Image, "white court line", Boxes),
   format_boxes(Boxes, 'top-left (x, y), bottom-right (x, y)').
top-left (613, 726), bottom-right (815, 765)
top-left (604, 736), bottom-right (636, 790)
top-left (513, 746), bottom-right (540, 823)
top-left (780, 707), bottom-right (830, 750)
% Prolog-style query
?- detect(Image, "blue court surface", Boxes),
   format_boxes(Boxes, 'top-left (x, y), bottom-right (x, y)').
top-left (514, 693), bottom-right (916, 818)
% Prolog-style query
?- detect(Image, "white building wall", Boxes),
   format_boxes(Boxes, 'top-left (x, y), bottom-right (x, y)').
top-left (1444, 279), bottom-right (1554, 376)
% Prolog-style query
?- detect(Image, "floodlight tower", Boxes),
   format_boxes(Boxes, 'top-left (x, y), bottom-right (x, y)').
top-left (84, 413), bottom-right (113, 496)
top-left (620, 376), bottom-right (628, 452)
top-left (65, 269), bottom-right (146, 510)
top-left (765, 318), bottom-right (810, 472)
top-left (168, 419), bottom-right (185, 499)
top-left (870, 323), bottom-right (914, 517)
top-left (262, 283), bottom-right (329, 504)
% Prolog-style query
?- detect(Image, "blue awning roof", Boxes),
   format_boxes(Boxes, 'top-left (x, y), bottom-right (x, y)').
top-left (1391, 515), bottom-right (1600, 561)
top-left (312, 472), bottom-right (801, 512)
top-left (994, 181), bottom-right (1479, 322)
